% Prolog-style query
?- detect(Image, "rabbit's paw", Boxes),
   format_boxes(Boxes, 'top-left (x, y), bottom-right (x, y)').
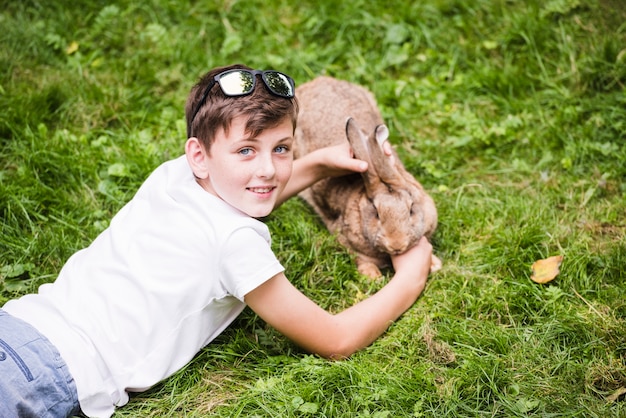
top-left (356, 260), bottom-right (383, 280)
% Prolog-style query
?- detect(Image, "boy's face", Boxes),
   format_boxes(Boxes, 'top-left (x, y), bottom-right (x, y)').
top-left (195, 116), bottom-right (294, 218)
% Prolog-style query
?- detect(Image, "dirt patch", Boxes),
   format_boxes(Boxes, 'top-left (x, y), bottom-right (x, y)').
top-left (421, 318), bottom-right (456, 365)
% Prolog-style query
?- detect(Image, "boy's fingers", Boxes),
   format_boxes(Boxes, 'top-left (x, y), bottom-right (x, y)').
top-left (353, 159), bottom-right (368, 172)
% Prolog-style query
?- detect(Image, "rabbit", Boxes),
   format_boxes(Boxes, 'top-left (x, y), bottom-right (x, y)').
top-left (294, 76), bottom-right (440, 279)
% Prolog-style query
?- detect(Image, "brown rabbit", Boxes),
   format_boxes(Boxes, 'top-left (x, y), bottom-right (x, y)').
top-left (294, 76), bottom-right (440, 279)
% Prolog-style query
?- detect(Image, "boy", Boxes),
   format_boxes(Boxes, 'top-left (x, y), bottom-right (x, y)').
top-left (0, 64), bottom-right (433, 417)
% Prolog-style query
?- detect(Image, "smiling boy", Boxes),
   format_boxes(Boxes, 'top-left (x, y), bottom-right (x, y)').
top-left (0, 64), bottom-right (433, 417)
top-left (186, 114), bottom-right (294, 218)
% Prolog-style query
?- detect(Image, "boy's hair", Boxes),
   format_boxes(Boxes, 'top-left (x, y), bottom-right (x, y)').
top-left (185, 64), bottom-right (299, 153)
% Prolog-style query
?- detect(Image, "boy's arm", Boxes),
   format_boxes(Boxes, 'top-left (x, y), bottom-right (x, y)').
top-left (276, 143), bottom-right (368, 207)
top-left (245, 237), bottom-right (432, 359)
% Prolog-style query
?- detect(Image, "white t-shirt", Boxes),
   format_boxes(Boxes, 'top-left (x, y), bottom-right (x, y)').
top-left (3, 155), bottom-right (284, 417)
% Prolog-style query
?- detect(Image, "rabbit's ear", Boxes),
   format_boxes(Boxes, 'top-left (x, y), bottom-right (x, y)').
top-left (375, 124), bottom-right (389, 145)
top-left (368, 124), bottom-right (403, 188)
top-left (346, 118), bottom-right (398, 196)
top-left (346, 118), bottom-right (370, 163)
top-left (346, 118), bottom-right (377, 192)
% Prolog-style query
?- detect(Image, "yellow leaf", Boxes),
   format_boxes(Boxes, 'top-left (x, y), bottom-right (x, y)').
top-left (482, 40), bottom-right (498, 50)
top-left (607, 387), bottom-right (626, 403)
top-left (66, 41), bottom-right (79, 55)
top-left (530, 255), bottom-right (563, 284)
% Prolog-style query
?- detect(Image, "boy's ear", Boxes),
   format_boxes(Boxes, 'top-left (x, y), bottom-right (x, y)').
top-left (185, 137), bottom-right (210, 179)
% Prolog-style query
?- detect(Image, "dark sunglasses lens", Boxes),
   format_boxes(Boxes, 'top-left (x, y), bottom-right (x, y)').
top-left (218, 70), bottom-right (255, 96)
top-left (263, 72), bottom-right (294, 97)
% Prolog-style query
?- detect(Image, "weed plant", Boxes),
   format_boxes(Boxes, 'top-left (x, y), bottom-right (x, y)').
top-left (1, 0), bottom-right (625, 416)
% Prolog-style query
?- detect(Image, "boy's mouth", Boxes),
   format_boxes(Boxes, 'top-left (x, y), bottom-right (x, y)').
top-left (247, 186), bottom-right (275, 194)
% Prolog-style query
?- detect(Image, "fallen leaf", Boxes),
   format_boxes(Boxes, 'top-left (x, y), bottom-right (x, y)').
top-left (530, 255), bottom-right (563, 284)
top-left (66, 41), bottom-right (79, 55)
top-left (607, 387), bottom-right (626, 403)
top-left (482, 40), bottom-right (498, 50)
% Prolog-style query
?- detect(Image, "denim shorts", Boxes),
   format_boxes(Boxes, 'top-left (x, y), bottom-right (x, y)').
top-left (0, 309), bottom-right (81, 418)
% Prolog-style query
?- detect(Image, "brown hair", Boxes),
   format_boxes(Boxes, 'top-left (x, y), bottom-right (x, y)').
top-left (185, 64), bottom-right (299, 153)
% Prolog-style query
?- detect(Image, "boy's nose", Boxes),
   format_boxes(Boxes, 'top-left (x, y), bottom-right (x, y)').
top-left (256, 154), bottom-right (276, 178)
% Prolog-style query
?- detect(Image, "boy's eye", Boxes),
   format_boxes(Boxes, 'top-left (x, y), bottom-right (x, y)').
top-left (238, 148), bottom-right (253, 156)
top-left (274, 145), bottom-right (289, 154)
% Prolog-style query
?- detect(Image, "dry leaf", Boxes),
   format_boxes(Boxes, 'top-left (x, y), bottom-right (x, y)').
top-left (66, 41), bottom-right (79, 55)
top-left (530, 255), bottom-right (563, 284)
top-left (607, 387), bottom-right (626, 403)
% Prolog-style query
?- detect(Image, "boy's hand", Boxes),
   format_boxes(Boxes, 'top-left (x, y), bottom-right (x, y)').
top-left (247, 238), bottom-right (435, 360)
top-left (390, 236), bottom-right (433, 279)
top-left (316, 140), bottom-right (395, 178)
top-left (316, 143), bottom-right (368, 177)
top-left (279, 138), bottom-right (395, 207)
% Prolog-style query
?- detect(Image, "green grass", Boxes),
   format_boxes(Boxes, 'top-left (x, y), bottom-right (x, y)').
top-left (1, 0), bottom-right (625, 416)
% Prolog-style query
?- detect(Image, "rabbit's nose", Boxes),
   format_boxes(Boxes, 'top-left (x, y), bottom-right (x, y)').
top-left (388, 247), bottom-right (407, 255)
top-left (382, 235), bottom-right (411, 255)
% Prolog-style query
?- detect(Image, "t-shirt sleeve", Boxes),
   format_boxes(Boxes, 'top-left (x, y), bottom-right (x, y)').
top-left (219, 226), bottom-right (285, 302)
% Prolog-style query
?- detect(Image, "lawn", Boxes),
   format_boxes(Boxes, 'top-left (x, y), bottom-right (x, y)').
top-left (1, 0), bottom-right (625, 416)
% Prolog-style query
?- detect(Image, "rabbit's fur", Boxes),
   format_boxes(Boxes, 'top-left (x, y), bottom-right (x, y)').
top-left (294, 76), bottom-right (439, 278)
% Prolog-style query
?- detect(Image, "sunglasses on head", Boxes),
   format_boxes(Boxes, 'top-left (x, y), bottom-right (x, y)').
top-left (187, 69), bottom-right (296, 137)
